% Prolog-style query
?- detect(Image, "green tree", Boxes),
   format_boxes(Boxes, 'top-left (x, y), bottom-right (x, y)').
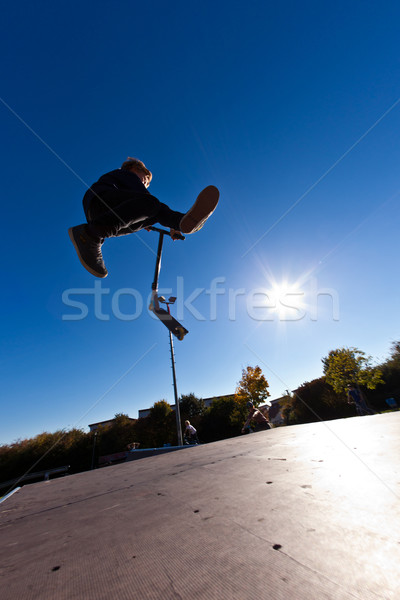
top-left (0, 428), bottom-right (92, 483)
top-left (95, 413), bottom-right (137, 456)
top-left (199, 396), bottom-right (238, 442)
top-left (179, 393), bottom-right (205, 421)
top-left (383, 341), bottom-right (400, 372)
top-left (368, 340), bottom-right (400, 410)
top-left (150, 400), bottom-right (172, 422)
top-left (290, 378), bottom-right (351, 424)
top-left (178, 393), bottom-right (205, 441)
top-left (322, 347), bottom-right (384, 395)
top-left (132, 415), bottom-right (155, 449)
top-left (148, 400), bottom-right (176, 447)
top-left (279, 391), bottom-right (295, 425)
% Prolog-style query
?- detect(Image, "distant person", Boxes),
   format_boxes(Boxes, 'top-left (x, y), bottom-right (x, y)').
top-left (184, 420), bottom-right (199, 444)
top-left (347, 385), bottom-right (376, 416)
top-left (241, 401), bottom-right (271, 433)
top-left (127, 442), bottom-right (140, 451)
top-left (68, 157), bottom-right (219, 278)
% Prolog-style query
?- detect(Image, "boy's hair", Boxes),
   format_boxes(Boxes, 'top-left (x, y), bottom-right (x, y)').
top-left (121, 157), bottom-right (152, 183)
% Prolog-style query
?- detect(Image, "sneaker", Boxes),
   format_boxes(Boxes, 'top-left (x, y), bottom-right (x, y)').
top-left (179, 185), bottom-right (219, 234)
top-left (68, 225), bottom-right (108, 278)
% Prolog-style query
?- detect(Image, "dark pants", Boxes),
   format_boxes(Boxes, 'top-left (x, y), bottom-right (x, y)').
top-left (254, 421), bottom-right (271, 432)
top-left (83, 188), bottom-right (184, 240)
top-left (187, 434), bottom-right (198, 444)
top-left (354, 401), bottom-right (375, 416)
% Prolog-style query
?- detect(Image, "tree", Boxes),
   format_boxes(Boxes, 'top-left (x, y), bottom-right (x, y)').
top-left (234, 366), bottom-right (270, 407)
top-left (179, 393), bottom-right (205, 421)
top-left (385, 341), bottom-right (400, 371)
top-left (290, 378), bottom-right (352, 423)
top-left (0, 428), bottom-right (93, 482)
top-left (369, 340), bottom-right (400, 411)
top-left (279, 391), bottom-right (295, 425)
top-left (322, 347), bottom-right (384, 395)
top-left (198, 396), bottom-right (238, 442)
top-left (150, 400), bottom-right (173, 422)
top-left (148, 400), bottom-right (176, 447)
top-left (96, 413), bottom-right (137, 456)
top-left (130, 402), bottom-right (174, 450)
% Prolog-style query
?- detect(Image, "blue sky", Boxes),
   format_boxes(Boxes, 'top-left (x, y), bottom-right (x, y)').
top-left (1, 0), bottom-right (399, 445)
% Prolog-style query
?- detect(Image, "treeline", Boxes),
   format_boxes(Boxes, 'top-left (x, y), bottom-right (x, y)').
top-left (0, 394), bottom-right (248, 485)
top-left (1, 343), bottom-right (399, 485)
top-left (280, 341), bottom-right (400, 424)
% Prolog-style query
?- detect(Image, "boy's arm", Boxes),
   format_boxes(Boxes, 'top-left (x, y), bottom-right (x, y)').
top-left (241, 415), bottom-right (252, 431)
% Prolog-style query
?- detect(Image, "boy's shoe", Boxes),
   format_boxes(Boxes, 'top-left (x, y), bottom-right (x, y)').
top-left (179, 185), bottom-right (219, 234)
top-left (68, 225), bottom-right (108, 278)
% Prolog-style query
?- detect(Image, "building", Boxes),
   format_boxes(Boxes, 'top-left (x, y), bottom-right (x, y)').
top-left (267, 397), bottom-right (285, 426)
top-left (138, 395), bottom-right (231, 419)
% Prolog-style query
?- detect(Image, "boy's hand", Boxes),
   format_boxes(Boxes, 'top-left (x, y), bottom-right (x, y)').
top-left (170, 228), bottom-right (183, 240)
top-left (144, 226), bottom-right (185, 240)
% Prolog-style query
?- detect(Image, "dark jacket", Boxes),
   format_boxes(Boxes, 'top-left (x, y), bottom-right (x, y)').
top-left (83, 169), bottom-right (148, 215)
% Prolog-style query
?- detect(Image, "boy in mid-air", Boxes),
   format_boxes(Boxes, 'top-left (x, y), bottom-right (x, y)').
top-left (68, 157), bottom-right (219, 278)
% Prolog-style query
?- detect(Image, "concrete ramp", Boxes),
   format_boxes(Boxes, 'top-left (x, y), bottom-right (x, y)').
top-left (1, 413), bottom-right (399, 599)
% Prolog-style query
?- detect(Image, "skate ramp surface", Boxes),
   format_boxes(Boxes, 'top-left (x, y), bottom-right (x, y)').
top-left (1, 412), bottom-right (399, 599)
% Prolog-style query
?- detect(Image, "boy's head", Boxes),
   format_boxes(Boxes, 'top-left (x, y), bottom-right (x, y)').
top-left (121, 157), bottom-right (152, 188)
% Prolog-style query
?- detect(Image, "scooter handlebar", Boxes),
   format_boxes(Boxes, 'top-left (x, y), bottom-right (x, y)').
top-left (147, 226), bottom-right (185, 241)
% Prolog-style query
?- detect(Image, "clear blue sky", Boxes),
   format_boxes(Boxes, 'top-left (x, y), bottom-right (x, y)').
top-left (1, 0), bottom-right (399, 445)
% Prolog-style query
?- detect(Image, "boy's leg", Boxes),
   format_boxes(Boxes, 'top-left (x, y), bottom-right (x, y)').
top-left (359, 400), bottom-right (376, 415)
top-left (68, 190), bottom-right (184, 278)
top-left (87, 185), bottom-right (219, 238)
top-left (68, 225), bottom-right (108, 278)
top-left (69, 186), bottom-right (219, 277)
top-left (179, 186), bottom-right (219, 234)
top-left (85, 190), bottom-right (184, 239)
top-left (254, 422), bottom-right (271, 432)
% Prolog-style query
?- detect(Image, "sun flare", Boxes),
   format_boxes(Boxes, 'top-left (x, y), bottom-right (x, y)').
top-left (267, 279), bottom-right (306, 320)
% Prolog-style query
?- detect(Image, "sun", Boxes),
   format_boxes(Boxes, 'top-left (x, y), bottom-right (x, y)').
top-left (267, 279), bottom-right (306, 321)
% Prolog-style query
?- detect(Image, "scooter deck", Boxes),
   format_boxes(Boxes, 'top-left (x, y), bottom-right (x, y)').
top-left (149, 305), bottom-right (188, 341)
